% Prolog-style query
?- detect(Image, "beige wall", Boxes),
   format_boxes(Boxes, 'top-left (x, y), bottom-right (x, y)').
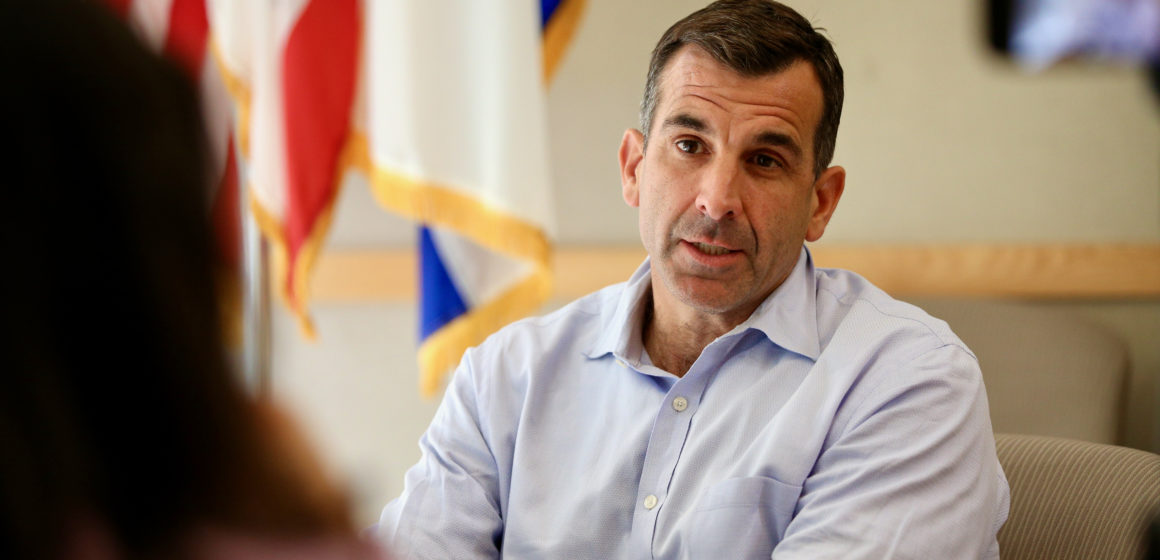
top-left (270, 0), bottom-right (1160, 527)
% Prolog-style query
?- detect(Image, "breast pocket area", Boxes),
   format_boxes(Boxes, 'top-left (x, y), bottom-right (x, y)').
top-left (683, 477), bottom-right (802, 559)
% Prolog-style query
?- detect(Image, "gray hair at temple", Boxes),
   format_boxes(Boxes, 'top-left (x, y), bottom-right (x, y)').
top-left (639, 0), bottom-right (844, 177)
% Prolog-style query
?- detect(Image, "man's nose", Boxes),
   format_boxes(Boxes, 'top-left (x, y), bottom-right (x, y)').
top-left (695, 159), bottom-right (742, 220)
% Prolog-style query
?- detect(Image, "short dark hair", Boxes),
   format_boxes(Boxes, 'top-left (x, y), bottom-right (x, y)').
top-left (640, 0), bottom-right (844, 176)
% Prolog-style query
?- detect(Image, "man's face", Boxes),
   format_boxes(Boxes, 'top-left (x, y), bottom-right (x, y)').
top-left (619, 46), bottom-right (845, 324)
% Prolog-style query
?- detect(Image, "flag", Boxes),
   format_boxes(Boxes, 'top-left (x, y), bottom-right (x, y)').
top-left (104, 0), bottom-right (243, 341)
top-left (357, 0), bottom-right (584, 395)
top-left (145, 0), bottom-right (580, 395)
top-left (206, 0), bottom-right (360, 337)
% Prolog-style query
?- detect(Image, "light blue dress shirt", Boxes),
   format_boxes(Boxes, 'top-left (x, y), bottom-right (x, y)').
top-left (378, 247), bottom-right (1009, 559)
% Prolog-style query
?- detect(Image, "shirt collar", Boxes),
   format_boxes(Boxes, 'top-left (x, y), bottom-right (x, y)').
top-left (585, 258), bottom-right (653, 363)
top-left (738, 246), bottom-right (821, 361)
top-left (585, 246), bottom-right (821, 363)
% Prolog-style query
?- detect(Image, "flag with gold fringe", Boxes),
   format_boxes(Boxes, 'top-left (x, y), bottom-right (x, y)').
top-left (200, 0), bottom-right (582, 395)
top-left (207, 0), bottom-right (360, 339)
top-left (359, 0), bottom-right (583, 395)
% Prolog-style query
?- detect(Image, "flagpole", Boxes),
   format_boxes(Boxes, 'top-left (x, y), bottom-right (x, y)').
top-left (238, 149), bottom-right (272, 397)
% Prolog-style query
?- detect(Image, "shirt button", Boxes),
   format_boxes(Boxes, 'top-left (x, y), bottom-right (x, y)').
top-left (644, 494), bottom-right (659, 510)
top-left (672, 396), bottom-right (688, 412)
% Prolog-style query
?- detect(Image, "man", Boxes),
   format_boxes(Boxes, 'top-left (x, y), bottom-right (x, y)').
top-left (378, 1), bottom-right (1009, 558)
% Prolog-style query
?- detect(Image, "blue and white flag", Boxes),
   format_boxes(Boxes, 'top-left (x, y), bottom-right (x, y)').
top-left (359, 0), bottom-right (584, 395)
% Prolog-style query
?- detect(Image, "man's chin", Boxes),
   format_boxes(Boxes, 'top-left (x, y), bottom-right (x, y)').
top-left (671, 281), bottom-right (751, 316)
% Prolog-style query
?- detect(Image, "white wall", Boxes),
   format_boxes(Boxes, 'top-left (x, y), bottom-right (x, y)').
top-left (269, 0), bottom-right (1160, 527)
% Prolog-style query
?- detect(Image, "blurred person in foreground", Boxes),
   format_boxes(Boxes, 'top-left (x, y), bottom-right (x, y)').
top-left (0, 1), bottom-right (387, 558)
top-left (378, 1), bottom-right (1008, 558)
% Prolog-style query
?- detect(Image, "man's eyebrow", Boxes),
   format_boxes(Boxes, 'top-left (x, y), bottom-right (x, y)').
top-left (661, 113), bottom-right (709, 133)
top-left (754, 130), bottom-right (803, 161)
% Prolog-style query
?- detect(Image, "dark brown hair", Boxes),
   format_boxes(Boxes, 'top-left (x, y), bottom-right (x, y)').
top-left (0, 1), bottom-right (353, 558)
top-left (640, 0), bottom-right (844, 176)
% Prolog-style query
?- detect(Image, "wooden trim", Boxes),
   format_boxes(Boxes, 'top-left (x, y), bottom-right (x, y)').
top-left (808, 244), bottom-right (1160, 298)
top-left (307, 244), bottom-right (1160, 302)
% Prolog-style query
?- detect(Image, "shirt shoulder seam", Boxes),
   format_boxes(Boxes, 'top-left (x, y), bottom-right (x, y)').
top-left (815, 283), bottom-right (962, 350)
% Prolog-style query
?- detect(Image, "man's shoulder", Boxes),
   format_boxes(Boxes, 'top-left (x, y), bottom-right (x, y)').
top-left (809, 267), bottom-right (988, 440)
top-left (812, 266), bottom-right (973, 363)
top-left (453, 281), bottom-right (630, 400)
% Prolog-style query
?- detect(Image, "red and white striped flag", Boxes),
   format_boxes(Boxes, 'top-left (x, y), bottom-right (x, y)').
top-left (207, 0), bottom-right (360, 336)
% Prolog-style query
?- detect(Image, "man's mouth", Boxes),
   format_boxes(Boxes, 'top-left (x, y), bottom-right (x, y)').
top-left (692, 242), bottom-right (732, 256)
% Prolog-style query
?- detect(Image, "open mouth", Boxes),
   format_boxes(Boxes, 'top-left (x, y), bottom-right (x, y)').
top-left (692, 242), bottom-right (732, 256)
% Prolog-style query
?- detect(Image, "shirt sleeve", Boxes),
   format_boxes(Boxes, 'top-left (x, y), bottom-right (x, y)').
top-left (375, 354), bottom-right (504, 559)
top-left (772, 344), bottom-right (1009, 560)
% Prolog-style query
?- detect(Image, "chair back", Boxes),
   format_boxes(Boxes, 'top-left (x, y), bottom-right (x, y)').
top-left (909, 299), bottom-right (1128, 443)
top-left (996, 433), bottom-right (1160, 560)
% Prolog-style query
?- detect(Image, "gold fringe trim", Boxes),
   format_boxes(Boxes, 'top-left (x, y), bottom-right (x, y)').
top-left (208, 37), bottom-right (253, 157)
top-left (353, 130), bottom-right (554, 394)
top-left (417, 264), bottom-right (551, 396)
top-left (246, 191), bottom-right (318, 338)
top-left (541, 0), bottom-right (586, 83)
top-left (349, 133), bottom-right (551, 267)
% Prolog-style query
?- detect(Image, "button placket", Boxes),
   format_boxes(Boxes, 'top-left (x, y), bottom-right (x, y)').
top-left (632, 333), bottom-right (740, 557)
top-left (631, 359), bottom-right (717, 557)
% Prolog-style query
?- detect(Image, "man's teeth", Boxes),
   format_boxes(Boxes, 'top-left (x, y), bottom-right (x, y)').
top-left (694, 242), bottom-right (730, 256)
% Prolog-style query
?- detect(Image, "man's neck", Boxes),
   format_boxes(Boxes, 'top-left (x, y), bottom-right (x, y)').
top-left (641, 288), bottom-right (752, 378)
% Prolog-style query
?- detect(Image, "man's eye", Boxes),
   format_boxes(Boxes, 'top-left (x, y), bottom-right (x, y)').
top-left (675, 139), bottom-right (702, 153)
top-left (752, 153), bottom-right (780, 168)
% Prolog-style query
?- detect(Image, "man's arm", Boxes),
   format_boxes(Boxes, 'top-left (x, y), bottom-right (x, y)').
top-left (376, 356), bottom-right (504, 559)
top-left (773, 344), bottom-right (1009, 559)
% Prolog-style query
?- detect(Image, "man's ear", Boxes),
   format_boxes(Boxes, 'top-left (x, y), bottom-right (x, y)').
top-left (619, 128), bottom-right (645, 208)
top-left (805, 165), bottom-right (845, 242)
